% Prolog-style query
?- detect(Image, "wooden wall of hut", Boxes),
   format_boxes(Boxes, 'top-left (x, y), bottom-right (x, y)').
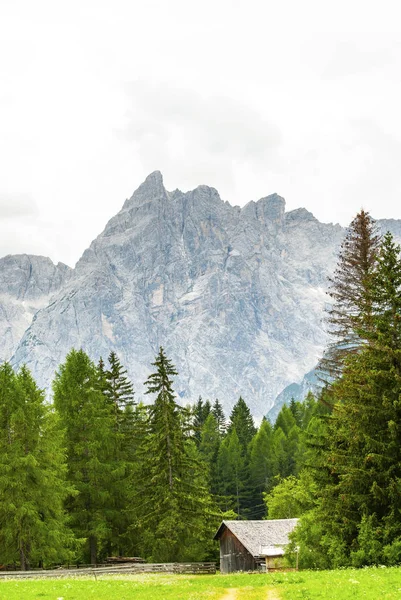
top-left (218, 529), bottom-right (257, 574)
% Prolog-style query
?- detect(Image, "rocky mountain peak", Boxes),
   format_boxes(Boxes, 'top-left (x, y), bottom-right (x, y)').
top-left (122, 170), bottom-right (167, 211)
top-left (5, 174), bottom-right (401, 419)
top-left (285, 207), bottom-right (318, 223)
top-left (0, 254), bottom-right (71, 300)
top-left (0, 254), bottom-right (71, 362)
top-left (260, 193), bottom-right (285, 228)
top-left (241, 193), bottom-right (285, 232)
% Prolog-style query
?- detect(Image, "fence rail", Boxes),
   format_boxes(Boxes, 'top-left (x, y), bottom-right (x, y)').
top-left (0, 562), bottom-right (216, 579)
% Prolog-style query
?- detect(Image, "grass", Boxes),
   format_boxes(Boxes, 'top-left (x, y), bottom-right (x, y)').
top-left (1, 567), bottom-right (401, 599)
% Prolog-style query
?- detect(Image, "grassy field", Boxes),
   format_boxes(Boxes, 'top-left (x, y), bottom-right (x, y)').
top-left (1, 567), bottom-right (401, 599)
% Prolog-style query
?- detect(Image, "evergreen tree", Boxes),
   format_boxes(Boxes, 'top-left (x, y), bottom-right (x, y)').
top-left (268, 405), bottom-right (301, 480)
top-left (228, 396), bottom-right (256, 452)
top-left (199, 412), bottom-right (221, 497)
top-left (217, 428), bottom-right (244, 515)
top-left (274, 404), bottom-right (297, 437)
top-left (270, 427), bottom-right (290, 479)
top-left (212, 399), bottom-right (226, 436)
top-left (53, 349), bottom-right (116, 564)
top-left (97, 357), bottom-right (107, 391)
top-left (103, 351), bottom-right (135, 414)
top-left (297, 232), bottom-right (401, 568)
top-left (248, 418), bottom-right (275, 518)
top-left (319, 209), bottom-right (381, 380)
top-left (193, 397), bottom-right (212, 446)
top-left (289, 398), bottom-right (303, 428)
top-left (99, 352), bottom-right (137, 556)
top-left (0, 364), bottom-right (75, 569)
top-left (371, 232), bottom-right (401, 351)
top-left (299, 391), bottom-right (321, 429)
top-left (134, 347), bottom-right (216, 561)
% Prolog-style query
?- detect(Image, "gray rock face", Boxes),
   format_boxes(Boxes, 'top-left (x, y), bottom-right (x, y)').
top-left (0, 255), bottom-right (71, 362)
top-left (6, 173), bottom-right (401, 418)
top-left (268, 219), bottom-right (401, 420)
top-left (266, 368), bottom-right (322, 423)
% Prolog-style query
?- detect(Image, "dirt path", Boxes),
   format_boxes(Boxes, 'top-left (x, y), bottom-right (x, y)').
top-left (266, 588), bottom-right (281, 600)
top-left (220, 588), bottom-right (238, 600)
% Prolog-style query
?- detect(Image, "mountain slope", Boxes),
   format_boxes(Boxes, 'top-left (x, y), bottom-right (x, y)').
top-left (10, 172), bottom-right (348, 417)
top-left (0, 254), bottom-right (71, 362)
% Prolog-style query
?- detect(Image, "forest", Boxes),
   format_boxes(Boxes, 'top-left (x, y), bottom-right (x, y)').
top-left (0, 344), bottom-right (315, 569)
top-left (1, 210), bottom-right (401, 571)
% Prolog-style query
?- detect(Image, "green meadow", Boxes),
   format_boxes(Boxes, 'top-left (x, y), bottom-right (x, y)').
top-left (1, 567), bottom-right (401, 600)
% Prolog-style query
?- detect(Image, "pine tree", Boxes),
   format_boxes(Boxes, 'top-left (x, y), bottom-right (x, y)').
top-left (199, 412), bottom-right (221, 497)
top-left (212, 399), bottom-right (227, 436)
top-left (270, 405), bottom-right (301, 478)
top-left (53, 349), bottom-right (116, 564)
top-left (371, 232), bottom-right (401, 352)
top-left (297, 232), bottom-right (401, 568)
top-left (134, 347), bottom-right (216, 561)
top-left (103, 351), bottom-right (135, 413)
top-left (289, 398), bottom-right (304, 427)
top-left (193, 397), bottom-right (212, 445)
top-left (225, 398), bottom-right (256, 516)
top-left (0, 364), bottom-right (75, 569)
top-left (228, 396), bottom-right (256, 452)
top-left (274, 404), bottom-right (297, 437)
top-left (248, 419), bottom-right (275, 518)
top-left (98, 352), bottom-right (137, 557)
top-left (319, 210), bottom-right (381, 380)
top-left (270, 427), bottom-right (289, 479)
top-left (217, 428), bottom-right (244, 516)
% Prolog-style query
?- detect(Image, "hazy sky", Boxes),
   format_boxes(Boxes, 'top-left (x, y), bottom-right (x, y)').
top-left (1, 0), bottom-right (401, 266)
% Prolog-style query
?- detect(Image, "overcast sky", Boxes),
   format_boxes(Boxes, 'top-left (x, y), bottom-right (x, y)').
top-left (1, 0), bottom-right (401, 267)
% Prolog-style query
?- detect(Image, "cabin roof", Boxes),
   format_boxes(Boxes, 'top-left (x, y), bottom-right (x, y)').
top-left (213, 519), bottom-right (298, 557)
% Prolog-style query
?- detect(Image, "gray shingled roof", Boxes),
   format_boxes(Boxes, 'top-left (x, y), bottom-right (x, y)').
top-left (214, 519), bottom-right (298, 557)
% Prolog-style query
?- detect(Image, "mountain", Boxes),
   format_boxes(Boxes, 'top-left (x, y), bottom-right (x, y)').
top-left (266, 368), bottom-right (322, 422)
top-left (0, 254), bottom-right (71, 363)
top-left (266, 219), bottom-right (401, 421)
top-left (5, 172), bottom-right (401, 418)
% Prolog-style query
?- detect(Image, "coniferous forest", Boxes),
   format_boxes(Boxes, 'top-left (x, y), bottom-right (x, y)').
top-left (0, 346), bottom-right (316, 569)
top-left (1, 210), bottom-right (401, 571)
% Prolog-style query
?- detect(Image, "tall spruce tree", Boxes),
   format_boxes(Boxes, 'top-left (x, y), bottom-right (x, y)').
top-left (226, 397), bottom-right (256, 515)
top-left (193, 397), bottom-right (212, 446)
top-left (296, 232), bottom-right (401, 568)
top-left (228, 396), bottom-right (256, 452)
top-left (248, 418), bottom-right (275, 518)
top-left (199, 412), bottom-right (221, 497)
top-left (98, 352), bottom-right (137, 556)
top-left (134, 347), bottom-right (216, 561)
top-left (274, 404), bottom-right (297, 437)
top-left (217, 428), bottom-right (244, 515)
top-left (53, 349), bottom-right (116, 564)
top-left (212, 399), bottom-right (227, 436)
top-left (0, 364), bottom-right (75, 569)
top-left (103, 351), bottom-right (135, 414)
top-left (319, 209), bottom-right (381, 380)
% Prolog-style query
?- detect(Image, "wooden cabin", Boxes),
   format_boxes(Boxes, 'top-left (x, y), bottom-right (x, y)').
top-left (214, 519), bottom-right (298, 574)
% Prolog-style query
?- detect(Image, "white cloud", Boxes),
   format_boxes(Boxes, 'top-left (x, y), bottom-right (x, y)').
top-left (118, 81), bottom-right (281, 197)
top-left (0, 1), bottom-right (401, 264)
top-left (0, 193), bottom-right (39, 218)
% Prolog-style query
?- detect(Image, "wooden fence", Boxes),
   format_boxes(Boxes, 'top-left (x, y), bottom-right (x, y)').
top-left (0, 562), bottom-right (216, 579)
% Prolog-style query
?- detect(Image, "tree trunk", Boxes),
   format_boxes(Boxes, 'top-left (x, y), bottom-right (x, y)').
top-left (89, 535), bottom-right (97, 565)
top-left (20, 544), bottom-right (30, 571)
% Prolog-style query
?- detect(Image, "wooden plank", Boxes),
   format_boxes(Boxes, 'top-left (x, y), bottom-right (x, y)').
top-left (0, 562), bottom-right (216, 579)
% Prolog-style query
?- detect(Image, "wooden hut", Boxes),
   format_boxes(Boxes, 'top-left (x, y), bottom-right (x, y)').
top-left (213, 519), bottom-right (298, 574)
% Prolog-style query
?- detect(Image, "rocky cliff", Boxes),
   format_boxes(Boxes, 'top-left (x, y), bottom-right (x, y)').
top-left (0, 254), bottom-right (71, 362)
top-left (5, 172), bottom-right (400, 418)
